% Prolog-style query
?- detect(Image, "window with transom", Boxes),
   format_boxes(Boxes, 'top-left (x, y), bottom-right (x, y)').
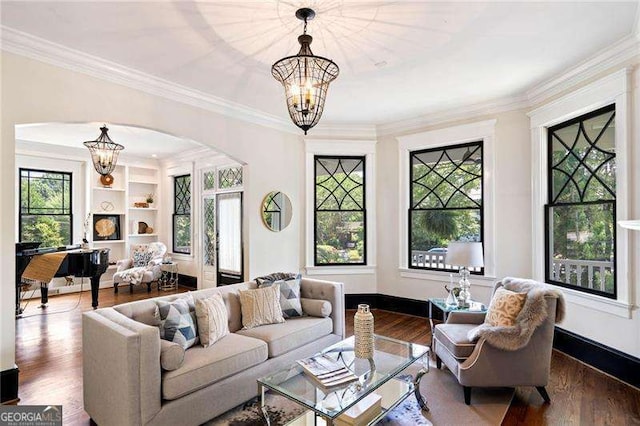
top-left (409, 141), bottom-right (483, 272)
top-left (314, 156), bottom-right (366, 265)
top-left (546, 104), bottom-right (616, 298)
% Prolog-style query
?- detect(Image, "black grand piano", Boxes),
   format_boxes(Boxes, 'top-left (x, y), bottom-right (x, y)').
top-left (15, 242), bottom-right (110, 315)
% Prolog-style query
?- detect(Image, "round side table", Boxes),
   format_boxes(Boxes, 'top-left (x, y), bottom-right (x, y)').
top-left (159, 262), bottom-right (179, 291)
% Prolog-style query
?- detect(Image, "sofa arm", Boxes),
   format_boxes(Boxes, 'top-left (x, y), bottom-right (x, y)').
top-left (446, 311), bottom-right (486, 324)
top-left (300, 278), bottom-right (345, 339)
top-left (83, 309), bottom-right (161, 426)
top-left (116, 258), bottom-right (133, 272)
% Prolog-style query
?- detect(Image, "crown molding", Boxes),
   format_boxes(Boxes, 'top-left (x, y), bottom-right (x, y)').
top-left (0, 26), bottom-right (298, 135)
top-left (376, 95), bottom-right (528, 138)
top-left (526, 35), bottom-right (640, 107)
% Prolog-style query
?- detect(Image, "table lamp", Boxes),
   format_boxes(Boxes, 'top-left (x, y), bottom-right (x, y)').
top-left (445, 241), bottom-right (484, 308)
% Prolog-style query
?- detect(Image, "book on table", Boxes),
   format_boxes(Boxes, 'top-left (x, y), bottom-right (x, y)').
top-left (297, 355), bottom-right (358, 388)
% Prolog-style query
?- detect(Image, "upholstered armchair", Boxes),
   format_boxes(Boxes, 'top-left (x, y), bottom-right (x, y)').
top-left (112, 242), bottom-right (167, 293)
top-left (433, 277), bottom-right (564, 405)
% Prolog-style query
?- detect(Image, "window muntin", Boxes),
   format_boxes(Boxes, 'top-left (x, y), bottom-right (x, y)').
top-left (314, 156), bottom-right (366, 265)
top-left (546, 104), bottom-right (616, 298)
top-left (409, 141), bottom-right (483, 272)
top-left (173, 174), bottom-right (191, 254)
top-left (218, 166), bottom-right (243, 190)
top-left (19, 168), bottom-right (72, 247)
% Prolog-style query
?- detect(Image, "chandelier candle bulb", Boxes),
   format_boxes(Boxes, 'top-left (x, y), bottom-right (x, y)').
top-left (354, 304), bottom-right (374, 359)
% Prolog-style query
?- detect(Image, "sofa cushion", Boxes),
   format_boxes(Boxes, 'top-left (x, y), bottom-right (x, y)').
top-left (195, 294), bottom-right (229, 347)
top-left (434, 323), bottom-right (478, 360)
top-left (236, 316), bottom-right (333, 358)
top-left (301, 298), bottom-right (332, 318)
top-left (162, 333), bottom-right (268, 400)
top-left (259, 274), bottom-right (303, 318)
top-left (157, 296), bottom-right (198, 349)
top-left (239, 285), bottom-right (285, 329)
top-left (160, 340), bottom-right (185, 371)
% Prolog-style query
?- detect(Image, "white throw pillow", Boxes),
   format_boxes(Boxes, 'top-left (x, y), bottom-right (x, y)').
top-left (195, 294), bottom-right (229, 347)
top-left (239, 284), bottom-right (285, 329)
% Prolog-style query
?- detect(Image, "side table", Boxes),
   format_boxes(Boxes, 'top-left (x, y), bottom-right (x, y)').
top-left (159, 262), bottom-right (179, 291)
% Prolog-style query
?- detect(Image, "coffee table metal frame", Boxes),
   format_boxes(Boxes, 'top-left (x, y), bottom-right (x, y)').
top-left (257, 335), bottom-right (429, 426)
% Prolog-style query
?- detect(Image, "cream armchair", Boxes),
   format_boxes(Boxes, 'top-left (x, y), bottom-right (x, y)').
top-left (113, 242), bottom-right (167, 293)
top-left (433, 278), bottom-right (563, 405)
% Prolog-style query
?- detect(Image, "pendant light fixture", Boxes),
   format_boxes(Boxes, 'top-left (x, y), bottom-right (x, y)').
top-left (272, 8), bottom-right (339, 135)
top-left (83, 125), bottom-right (124, 177)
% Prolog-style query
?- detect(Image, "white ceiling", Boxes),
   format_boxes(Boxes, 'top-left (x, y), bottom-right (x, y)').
top-left (2, 1), bottom-right (639, 124)
top-left (15, 123), bottom-right (204, 159)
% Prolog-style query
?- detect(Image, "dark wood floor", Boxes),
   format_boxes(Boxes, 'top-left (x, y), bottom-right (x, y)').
top-left (13, 288), bottom-right (640, 425)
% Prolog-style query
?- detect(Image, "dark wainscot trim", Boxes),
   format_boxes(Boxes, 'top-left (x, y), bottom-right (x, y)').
top-left (553, 327), bottom-right (640, 389)
top-left (1, 365), bottom-right (19, 403)
top-left (178, 274), bottom-right (197, 290)
top-left (346, 293), bottom-right (640, 388)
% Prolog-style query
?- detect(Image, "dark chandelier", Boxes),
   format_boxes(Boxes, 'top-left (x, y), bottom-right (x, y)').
top-left (83, 126), bottom-right (124, 176)
top-left (272, 8), bottom-right (339, 135)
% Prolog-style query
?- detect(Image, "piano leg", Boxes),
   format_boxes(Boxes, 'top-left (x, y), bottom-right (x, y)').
top-left (40, 284), bottom-right (49, 308)
top-left (91, 276), bottom-right (100, 309)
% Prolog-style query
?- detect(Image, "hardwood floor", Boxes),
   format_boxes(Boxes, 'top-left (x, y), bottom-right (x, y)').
top-left (13, 290), bottom-right (640, 425)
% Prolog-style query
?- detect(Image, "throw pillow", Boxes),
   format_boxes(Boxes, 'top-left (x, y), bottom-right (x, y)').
top-left (133, 251), bottom-right (153, 267)
top-left (195, 294), bottom-right (229, 347)
top-left (156, 297), bottom-right (198, 349)
top-left (258, 274), bottom-right (303, 318)
top-left (238, 284), bottom-right (285, 329)
top-left (160, 340), bottom-right (185, 371)
top-left (254, 272), bottom-right (297, 285)
top-left (301, 298), bottom-right (332, 318)
top-left (485, 287), bottom-right (527, 327)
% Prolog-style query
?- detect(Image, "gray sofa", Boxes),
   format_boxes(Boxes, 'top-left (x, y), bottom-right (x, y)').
top-left (83, 278), bottom-right (345, 426)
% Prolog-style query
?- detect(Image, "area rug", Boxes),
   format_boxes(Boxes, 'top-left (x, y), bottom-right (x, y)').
top-left (208, 360), bottom-right (514, 425)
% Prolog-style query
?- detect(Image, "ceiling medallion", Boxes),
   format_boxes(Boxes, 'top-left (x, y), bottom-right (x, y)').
top-left (83, 125), bottom-right (124, 176)
top-left (272, 8), bottom-right (339, 135)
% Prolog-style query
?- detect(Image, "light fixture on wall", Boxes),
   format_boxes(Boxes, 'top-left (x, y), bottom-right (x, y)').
top-left (619, 220), bottom-right (640, 231)
top-left (83, 125), bottom-right (124, 179)
top-left (272, 8), bottom-right (339, 135)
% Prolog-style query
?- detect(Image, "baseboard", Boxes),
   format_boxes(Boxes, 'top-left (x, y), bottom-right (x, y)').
top-left (1, 366), bottom-right (19, 403)
top-left (553, 327), bottom-right (640, 389)
top-left (178, 274), bottom-right (197, 290)
top-left (347, 293), bottom-right (639, 388)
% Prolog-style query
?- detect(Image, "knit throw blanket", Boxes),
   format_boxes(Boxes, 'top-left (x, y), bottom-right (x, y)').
top-left (119, 266), bottom-right (148, 285)
top-left (467, 277), bottom-right (565, 351)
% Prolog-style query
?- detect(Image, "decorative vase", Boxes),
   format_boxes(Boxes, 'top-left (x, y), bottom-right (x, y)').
top-left (354, 304), bottom-right (374, 359)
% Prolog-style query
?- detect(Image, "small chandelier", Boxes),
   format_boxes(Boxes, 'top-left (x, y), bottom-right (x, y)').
top-left (272, 8), bottom-right (339, 135)
top-left (83, 125), bottom-right (124, 176)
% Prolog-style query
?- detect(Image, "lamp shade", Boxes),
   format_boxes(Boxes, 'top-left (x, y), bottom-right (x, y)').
top-left (445, 242), bottom-right (484, 268)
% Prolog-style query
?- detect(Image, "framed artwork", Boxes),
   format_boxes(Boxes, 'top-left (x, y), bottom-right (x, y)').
top-left (93, 214), bottom-right (121, 240)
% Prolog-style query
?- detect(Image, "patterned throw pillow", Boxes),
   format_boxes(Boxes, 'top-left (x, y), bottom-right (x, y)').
top-left (485, 287), bottom-right (527, 327)
top-left (258, 274), bottom-right (303, 318)
top-left (195, 294), bottom-right (229, 347)
top-left (239, 284), bottom-right (285, 329)
top-left (133, 251), bottom-right (153, 267)
top-left (156, 296), bottom-right (198, 349)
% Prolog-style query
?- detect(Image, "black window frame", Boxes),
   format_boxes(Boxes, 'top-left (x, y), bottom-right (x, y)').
top-left (19, 167), bottom-right (73, 246)
top-left (314, 155), bottom-right (367, 266)
top-left (172, 174), bottom-right (192, 255)
top-left (545, 103), bottom-right (616, 299)
top-left (408, 141), bottom-right (484, 273)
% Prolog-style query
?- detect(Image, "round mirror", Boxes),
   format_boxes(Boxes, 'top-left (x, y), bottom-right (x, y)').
top-left (261, 191), bottom-right (293, 232)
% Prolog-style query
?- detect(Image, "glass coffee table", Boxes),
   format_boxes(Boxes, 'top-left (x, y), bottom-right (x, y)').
top-left (257, 335), bottom-right (429, 426)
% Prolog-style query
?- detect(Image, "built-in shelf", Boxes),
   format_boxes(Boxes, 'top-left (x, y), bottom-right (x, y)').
top-left (92, 211), bottom-right (125, 215)
top-left (93, 187), bottom-right (126, 192)
top-left (128, 234), bottom-right (158, 237)
top-left (129, 180), bottom-right (158, 185)
top-left (92, 240), bottom-right (125, 244)
top-left (128, 207), bottom-right (158, 211)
